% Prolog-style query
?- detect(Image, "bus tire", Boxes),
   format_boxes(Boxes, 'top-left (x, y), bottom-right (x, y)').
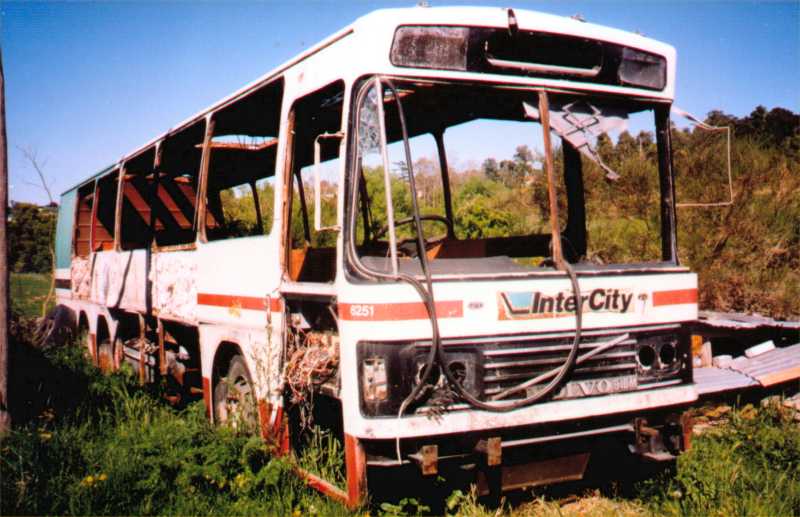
top-left (77, 314), bottom-right (92, 363)
top-left (213, 355), bottom-right (258, 431)
top-left (113, 335), bottom-right (125, 371)
top-left (97, 320), bottom-right (113, 373)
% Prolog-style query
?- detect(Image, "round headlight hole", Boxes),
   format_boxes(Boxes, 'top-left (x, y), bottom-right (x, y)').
top-left (448, 361), bottom-right (467, 384)
top-left (659, 342), bottom-right (677, 366)
top-left (416, 362), bottom-right (441, 386)
top-left (638, 345), bottom-right (656, 369)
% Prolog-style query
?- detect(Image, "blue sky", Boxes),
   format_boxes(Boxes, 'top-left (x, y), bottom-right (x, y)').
top-left (3, 1), bottom-right (798, 204)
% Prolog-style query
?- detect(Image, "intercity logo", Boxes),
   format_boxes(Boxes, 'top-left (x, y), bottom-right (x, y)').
top-left (498, 288), bottom-right (634, 319)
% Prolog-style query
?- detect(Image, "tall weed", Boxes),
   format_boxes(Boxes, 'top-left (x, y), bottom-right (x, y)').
top-left (1, 320), bottom-right (347, 516)
top-left (640, 401), bottom-right (800, 517)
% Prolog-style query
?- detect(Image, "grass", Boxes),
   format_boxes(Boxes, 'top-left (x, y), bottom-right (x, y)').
top-left (1, 321), bottom-right (350, 516)
top-left (639, 402), bottom-right (800, 517)
top-left (3, 322), bottom-right (798, 516)
top-left (10, 272), bottom-right (53, 318)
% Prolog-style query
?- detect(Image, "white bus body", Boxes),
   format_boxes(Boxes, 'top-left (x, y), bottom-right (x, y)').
top-left (53, 7), bottom-right (697, 506)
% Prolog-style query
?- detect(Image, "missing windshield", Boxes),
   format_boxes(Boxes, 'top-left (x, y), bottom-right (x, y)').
top-left (348, 79), bottom-right (674, 279)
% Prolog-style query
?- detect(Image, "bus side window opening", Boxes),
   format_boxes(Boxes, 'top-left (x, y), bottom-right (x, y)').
top-left (285, 80), bottom-right (345, 283)
top-left (204, 78), bottom-right (284, 242)
top-left (74, 181), bottom-right (96, 257)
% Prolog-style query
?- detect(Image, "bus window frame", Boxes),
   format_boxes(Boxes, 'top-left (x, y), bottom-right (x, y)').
top-left (344, 76), bottom-right (682, 283)
top-left (281, 79), bottom-right (348, 285)
top-left (72, 180), bottom-right (96, 259)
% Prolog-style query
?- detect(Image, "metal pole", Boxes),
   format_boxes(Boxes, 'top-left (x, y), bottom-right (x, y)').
top-left (538, 91), bottom-right (564, 267)
top-left (374, 78), bottom-right (398, 275)
top-left (433, 130), bottom-right (454, 237)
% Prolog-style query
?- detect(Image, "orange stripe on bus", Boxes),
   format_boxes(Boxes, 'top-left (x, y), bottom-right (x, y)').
top-left (197, 293), bottom-right (268, 311)
top-left (196, 293), bottom-right (285, 313)
top-left (652, 288), bottom-right (698, 306)
top-left (269, 297), bottom-right (284, 312)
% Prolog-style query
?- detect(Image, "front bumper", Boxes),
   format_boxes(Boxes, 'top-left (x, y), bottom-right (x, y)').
top-left (353, 383), bottom-right (697, 440)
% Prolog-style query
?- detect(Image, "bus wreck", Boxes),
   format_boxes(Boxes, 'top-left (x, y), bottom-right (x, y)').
top-left (53, 7), bottom-right (700, 506)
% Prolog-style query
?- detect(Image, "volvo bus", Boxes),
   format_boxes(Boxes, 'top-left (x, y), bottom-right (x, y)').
top-left (52, 6), bottom-right (697, 507)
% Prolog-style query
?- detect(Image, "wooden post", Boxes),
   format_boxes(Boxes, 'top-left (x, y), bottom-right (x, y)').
top-left (0, 48), bottom-right (10, 432)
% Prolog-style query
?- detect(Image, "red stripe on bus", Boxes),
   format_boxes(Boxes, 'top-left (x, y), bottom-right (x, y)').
top-left (652, 288), bottom-right (698, 306)
top-left (197, 293), bottom-right (268, 311)
top-left (338, 301), bottom-right (463, 321)
top-left (196, 293), bottom-right (285, 313)
top-left (269, 297), bottom-right (284, 313)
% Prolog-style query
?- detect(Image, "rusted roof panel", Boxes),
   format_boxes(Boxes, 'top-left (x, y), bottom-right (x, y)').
top-left (698, 311), bottom-right (800, 330)
top-left (695, 343), bottom-right (800, 396)
top-left (727, 343), bottom-right (800, 387)
top-left (694, 367), bottom-right (757, 396)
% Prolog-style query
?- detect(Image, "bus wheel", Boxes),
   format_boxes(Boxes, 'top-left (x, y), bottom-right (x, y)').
top-left (113, 335), bottom-right (125, 371)
top-left (213, 356), bottom-right (258, 431)
top-left (97, 333), bottom-right (113, 373)
top-left (77, 318), bottom-right (92, 364)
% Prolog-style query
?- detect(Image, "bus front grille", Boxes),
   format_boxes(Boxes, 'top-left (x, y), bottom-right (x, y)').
top-left (477, 333), bottom-right (639, 401)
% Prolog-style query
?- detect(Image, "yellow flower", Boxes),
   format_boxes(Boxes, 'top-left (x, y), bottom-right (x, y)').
top-left (98, 473), bottom-right (108, 482)
top-left (39, 432), bottom-right (52, 441)
top-left (81, 475), bottom-right (95, 487)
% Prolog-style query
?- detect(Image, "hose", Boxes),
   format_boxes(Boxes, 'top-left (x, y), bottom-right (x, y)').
top-left (385, 79), bottom-right (584, 415)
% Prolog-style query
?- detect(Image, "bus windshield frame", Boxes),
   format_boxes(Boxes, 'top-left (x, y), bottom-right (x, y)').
top-left (344, 75), bottom-right (679, 282)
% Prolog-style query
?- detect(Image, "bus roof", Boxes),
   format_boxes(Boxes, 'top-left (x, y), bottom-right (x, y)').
top-left (63, 6), bottom-right (676, 196)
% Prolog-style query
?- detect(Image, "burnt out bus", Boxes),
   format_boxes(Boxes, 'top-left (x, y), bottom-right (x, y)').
top-left (53, 6), bottom-right (697, 507)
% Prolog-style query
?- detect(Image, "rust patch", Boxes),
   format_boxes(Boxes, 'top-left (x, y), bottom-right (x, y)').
top-left (89, 333), bottom-right (98, 366)
top-left (345, 434), bottom-right (367, 509)
top-left (681, 412), bottom-right (693, 451)
top-left (258, 399), bottom-right (271, 442)
top-left (295, 467), bottom-right (349, 505)
top-left (202, 377), bottom-right (212, 418)
top-left (98, 344), bottom-right (113, 373)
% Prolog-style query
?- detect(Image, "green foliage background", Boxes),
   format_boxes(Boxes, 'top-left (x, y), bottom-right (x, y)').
top-left (7, 202), bottom-right (57, 273)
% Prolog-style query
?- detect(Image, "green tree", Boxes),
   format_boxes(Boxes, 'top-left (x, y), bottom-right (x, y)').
top-left (7, 202), bottom-right (56, 273)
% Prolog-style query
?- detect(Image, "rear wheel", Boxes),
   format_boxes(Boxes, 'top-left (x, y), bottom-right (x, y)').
top-left (113, 335), bottom-right (125, 371)
top-left (77, 319), bottom-right (92, 364)
top-left (97, 334), bottom-right (113, 373)
top-left (214, 355), bottom-right (258, 432)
